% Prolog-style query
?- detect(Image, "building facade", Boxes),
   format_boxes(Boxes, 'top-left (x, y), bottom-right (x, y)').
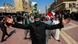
top-left (50, 0), bottom-right (78, 13)
top-left (0, 3), bottom-right (15, 13)
top-left (0, 7), bottom-right (5, 13)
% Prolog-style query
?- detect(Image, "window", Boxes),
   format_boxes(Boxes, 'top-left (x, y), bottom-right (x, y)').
top-left (69, 3), bottom-right (76, 8)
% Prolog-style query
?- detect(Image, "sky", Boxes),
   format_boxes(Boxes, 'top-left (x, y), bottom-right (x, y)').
top-left (31, 0), bottom-right (54, 13)
top-left (0, 0), bottom-right (14, 6)
top-left (0, 0), bottom-right (54, 13)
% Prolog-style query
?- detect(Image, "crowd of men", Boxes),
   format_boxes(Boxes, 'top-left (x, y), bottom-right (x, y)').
top-left (0, 11), bottom-right (70, 44)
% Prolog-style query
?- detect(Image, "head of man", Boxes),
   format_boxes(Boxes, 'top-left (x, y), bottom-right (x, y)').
top-left (34, 15), bottom-right (41, 25)
top-left (4, 15), bottom-right (14, 26)
top-left (45, 16), bottom-right (50, 21)
top-left (34, 15), bottom-right (41, 22)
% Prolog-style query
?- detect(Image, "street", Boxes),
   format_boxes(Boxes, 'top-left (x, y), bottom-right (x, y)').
top-left (0, 25), bottom-right (66, 44)
top-left (0, 0), bottom-right (78, 44)
top-left (0, 20), bottom-right (78, 44)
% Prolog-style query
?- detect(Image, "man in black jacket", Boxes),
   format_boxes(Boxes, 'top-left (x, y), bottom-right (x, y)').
top-left (4, 15), bottom-right (63, 44)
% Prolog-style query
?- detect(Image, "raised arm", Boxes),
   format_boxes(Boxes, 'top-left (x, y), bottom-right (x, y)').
top-left (12, 22), bottom-right (31, 30)
top-left (45, 23), bottom-right (63, 30)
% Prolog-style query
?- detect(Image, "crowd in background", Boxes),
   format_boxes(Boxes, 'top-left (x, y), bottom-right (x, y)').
top-left (0, 11), bottom-right (70, 44)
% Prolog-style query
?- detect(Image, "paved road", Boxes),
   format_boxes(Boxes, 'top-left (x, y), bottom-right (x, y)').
top-left (0, 27), bottom-right (66, 44)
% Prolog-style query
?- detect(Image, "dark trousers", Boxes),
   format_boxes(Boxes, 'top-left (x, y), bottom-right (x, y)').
top-left (0, 22), bottom-right (9, 41)
top-left (1, 27), bottom-right (9, 41)
top-left (32, 38), bottom-right (46, 44)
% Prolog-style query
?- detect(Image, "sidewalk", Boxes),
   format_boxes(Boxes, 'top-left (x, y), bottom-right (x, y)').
top-left (61, 20), bottom-right (78, 44)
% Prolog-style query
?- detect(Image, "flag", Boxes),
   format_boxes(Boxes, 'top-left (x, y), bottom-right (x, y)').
top-left (47, 11), bottom-right (53, 17)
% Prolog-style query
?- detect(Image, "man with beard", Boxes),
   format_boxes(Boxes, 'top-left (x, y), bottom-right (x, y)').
top-left (4, 15), bottom-right (63, 44)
